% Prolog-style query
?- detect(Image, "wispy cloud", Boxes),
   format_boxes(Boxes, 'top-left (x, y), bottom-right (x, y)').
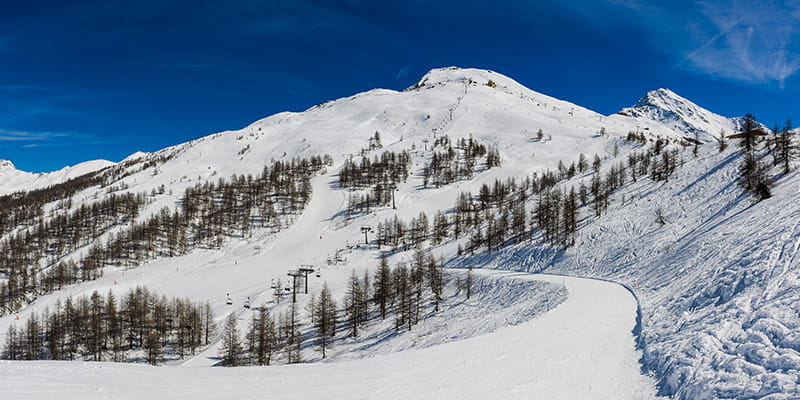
top-left (686, 0), bottom-right (800, 87)
top-left (611, 0), bottom-right (800, 88)
top-left (0, 129), bottom-right (110, 150)
top-left (395, 64), bottom-right (411, 80)
top-left (0, 129), bottom-right (70, 142)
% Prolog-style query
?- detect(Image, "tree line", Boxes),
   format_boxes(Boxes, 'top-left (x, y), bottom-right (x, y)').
top-left (738, 114), bottom-right (796, 200)
top-left (0, 156), bottom-right (328, 316)
top-left (422, 135), bottom-right (500, 188)
top-left (368, 135), bottom-right (704, 255)
top-left (218, 249), bottom-right (452, 366)
top-left (2, 286), bottom-right (215, 365)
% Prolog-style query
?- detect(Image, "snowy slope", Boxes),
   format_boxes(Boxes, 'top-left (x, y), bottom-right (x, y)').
top-left (48, 67), bottom-right (698, 236)
top-left (0, 158), bottom-right (115, 196)
top-left (617, 88), bottom-right (743, 143)
top-left (1, 272), bottom-right (660, 400)
top-left (0, 67), bottom-right (792, 399)
top-left (472, 144), bottom-right (800, 398)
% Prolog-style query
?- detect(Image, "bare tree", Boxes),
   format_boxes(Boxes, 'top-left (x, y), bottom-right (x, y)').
top-left (219, 313), bottom-right (242, 366)
top-left (314, 283), bottom-right (337, 359)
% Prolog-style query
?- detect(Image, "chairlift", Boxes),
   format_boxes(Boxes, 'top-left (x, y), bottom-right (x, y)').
top-left (243, 297), bottom-right (251, 309)
top-left (226, 297), bottom-right (233, 305)
top-left (316, 272), bottom-right (321, 278)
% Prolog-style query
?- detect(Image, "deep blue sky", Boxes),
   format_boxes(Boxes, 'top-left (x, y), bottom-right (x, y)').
top-left (2, 0), bottom-right (799, 172)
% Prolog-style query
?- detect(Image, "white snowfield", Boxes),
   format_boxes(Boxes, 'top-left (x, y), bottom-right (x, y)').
top-left (1, 67), bottom-right (796, 399)
top-left (0, 272), bottom-right (660, 400)
top-left (0, 159), bottom-right (115, 196)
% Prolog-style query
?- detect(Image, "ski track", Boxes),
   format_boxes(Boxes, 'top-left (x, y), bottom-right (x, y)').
top-left (1, 271), bottom-right (661, 400)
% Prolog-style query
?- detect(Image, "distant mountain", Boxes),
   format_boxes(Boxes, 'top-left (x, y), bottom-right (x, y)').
top-left (0, 158), bottom-right (115, 196)
top-left (617, 88), bottom-right (746, 143)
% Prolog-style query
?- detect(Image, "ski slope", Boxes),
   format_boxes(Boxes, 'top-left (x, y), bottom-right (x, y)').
top-left (2, 67), bottom-right (795, 398)
top-left (0, 271), bottom-right (661, 400)
top-left (0, 158), bottom-right (662, 398)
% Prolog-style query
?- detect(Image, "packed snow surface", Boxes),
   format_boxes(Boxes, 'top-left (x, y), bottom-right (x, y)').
top-left (1, 272), bottom-right (660, 400)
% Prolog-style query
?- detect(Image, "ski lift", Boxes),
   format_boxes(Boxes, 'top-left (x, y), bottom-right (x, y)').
top-left (243, 297), bottom-right (251, 309)
top-left (316, 271), bottom-right (321, 278)
top-left (284, 286), bottom-right (291, 292)
top-left (226, 293), bottom-right (233, 305)
top-left (269, 279), bottom-right (277, 290)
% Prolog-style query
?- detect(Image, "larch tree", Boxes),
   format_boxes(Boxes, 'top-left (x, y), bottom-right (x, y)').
top-left (219, 313), bottom-right (243, 367)
top-left (314, 283), bottom-right (337, 359)
top-left (374, 254), bottom-right (392, 320)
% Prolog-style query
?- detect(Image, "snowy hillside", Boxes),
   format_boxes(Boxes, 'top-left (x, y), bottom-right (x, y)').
top-left (0, 158), bottom-right (115, 196)
top-left (1, 272), bottom-right (660, 400)
top-left (471, 144), bottom-right (800, 398)
top-left (1, 67), bottom-right (796, 399)
top-left (618, 88), bottom-right (745, 143)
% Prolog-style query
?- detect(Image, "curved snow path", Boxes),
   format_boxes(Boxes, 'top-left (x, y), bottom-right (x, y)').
top-left (1, 271), bottom-right (661, 399)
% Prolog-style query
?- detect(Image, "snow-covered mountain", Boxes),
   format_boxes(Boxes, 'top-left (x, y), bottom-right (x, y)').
top-left (1, 67), bottom-right (798, 399)
top-left (1, 69), bottom-right (733, 196)
top-left (0, 158), bottom-right (115, 196)
top-left (617, 88), bottom-right (745, 143)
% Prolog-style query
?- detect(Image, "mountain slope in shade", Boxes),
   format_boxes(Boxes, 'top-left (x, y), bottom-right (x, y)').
top-left (617, 88), bottom-right (746, 143)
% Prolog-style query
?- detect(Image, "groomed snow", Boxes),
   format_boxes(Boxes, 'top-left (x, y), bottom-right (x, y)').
top-left (0, 272), bottom-right (661, 400)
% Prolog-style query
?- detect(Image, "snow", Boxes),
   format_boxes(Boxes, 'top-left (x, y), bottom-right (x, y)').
top-left (0, 272), bottom-right (661, 400)
top-left (473, 144), bottom-right (800, 398)
top-left (617, 88), bottom-right (747, 143)
top-left (1, 66), bottom-right (795, 398)
top-left (0, 158), bottom-right (115, 196)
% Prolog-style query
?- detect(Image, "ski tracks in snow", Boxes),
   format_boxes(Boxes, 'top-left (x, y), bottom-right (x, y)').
top-left (1, 271), bottom-right (663, 400)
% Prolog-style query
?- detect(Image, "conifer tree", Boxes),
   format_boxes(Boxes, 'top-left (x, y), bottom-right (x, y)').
top-left (374, 254), bottom-right (392, 320)
top-left (248, 307), bottom-right (276, 365)
top-left (219, 313), bottom-right (243, 366)
top-left (314, 283), bottom-right (337, 359)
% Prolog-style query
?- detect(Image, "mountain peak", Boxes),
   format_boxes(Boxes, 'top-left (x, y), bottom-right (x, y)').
top-left (0, 159), bottom-right (16, 170)
top-left (618, 88), bottom-right (736, 142)
top-left (636, 88), bottom-right (693, 109)
top-left (412, 67), bottom-right (505, 89)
